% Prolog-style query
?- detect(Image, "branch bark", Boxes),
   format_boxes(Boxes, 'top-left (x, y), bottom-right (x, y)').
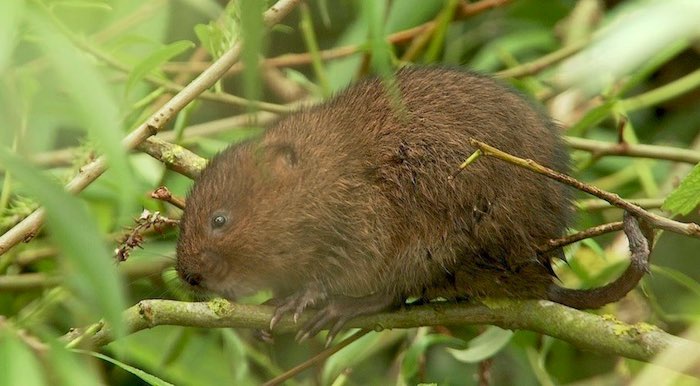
top-left (61, 299), bottom-right (700, 378)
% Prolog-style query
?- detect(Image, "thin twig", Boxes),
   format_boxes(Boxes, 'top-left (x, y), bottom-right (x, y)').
top-left (467, 139), bottom-right (700, 238)
top-left (496, 39), bottom-right (588, 79)
top-left (262, 329), bottom-right (370, 386)
top-left (541, 221), bottom-right (624, 252)
top-left (566, 136), bottom-right (700, 164)
top-left (577, 198), bottom-right (664, 211)
top-left (151, 187), bottom-right (186, 210)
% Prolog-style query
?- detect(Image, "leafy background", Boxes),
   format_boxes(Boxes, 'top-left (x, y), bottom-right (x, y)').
top-left (1, 0), bottom-right (700, 385)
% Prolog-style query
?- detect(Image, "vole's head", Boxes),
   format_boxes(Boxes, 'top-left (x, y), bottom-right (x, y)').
top-left (175, 138), bottom-right (311, 299)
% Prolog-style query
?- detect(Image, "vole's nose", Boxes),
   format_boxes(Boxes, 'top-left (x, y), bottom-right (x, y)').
top-left (181, 271), bottom-right (203, 287)
top-left (176, 260), bottom-right (204, 287)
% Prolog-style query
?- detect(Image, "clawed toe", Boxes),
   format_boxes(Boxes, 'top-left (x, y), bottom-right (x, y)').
top-left (294, 303), bottom-right (347, 344)
top-left (269, 287), bottom-right (327, 330)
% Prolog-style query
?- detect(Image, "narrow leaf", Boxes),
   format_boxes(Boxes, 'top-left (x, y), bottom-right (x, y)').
top-left (0, 329), bottom-right (46, 386)
top-left (0, 0), bottom-right (25, 73)
top-left (651, 265), bottom-right (700, 298)
top-left (126, 40), bottom-right (195, 95)
top-left (662, 162), bottom-right (700, 215)
top-left (401, 333), bottom-right (465, 381)
top-left (79, 350), bottom-right (175, 386)
top-left (238, 0), bottom-right (266, 107)
top-left (31, 11), bottom-right (135, 220)
top-left (447, 326), bottom-right (514, 363)
top-left (48, 341), bottom-right (103, 386)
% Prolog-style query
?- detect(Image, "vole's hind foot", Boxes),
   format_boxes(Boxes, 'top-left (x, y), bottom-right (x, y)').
top-left (296, 293), bottom-right (397, 347)
top-left (269, 287), bottom-right (327, 330)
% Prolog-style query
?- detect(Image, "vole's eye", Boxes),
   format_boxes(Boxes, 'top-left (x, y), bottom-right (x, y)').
top-left (211, 214), bottom-right (227, 229)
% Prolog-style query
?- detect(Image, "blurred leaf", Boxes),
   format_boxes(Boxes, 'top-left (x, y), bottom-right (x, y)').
top-left (581, 238), bottom-right (606, 261)
top-left (48, 0), bottom-right (112, 12)
top-left (361, 0), bottom-right (393, 76)
top-left (619, 39), bottom-right (689, 95)
top-left (0, 147), bottom-right (127, 339)
top-left (179, 0), bottom-right (222, 19)
top-left (401, 332), bottom-right (466, 382)
top-left (651, 265), bottom-right (700, 298)
top-left (0, 329), bottom-right (46, 386)
top-left (447, 326), bottom-right (514, 363)
top-left (0, 0), bottom-right (25, 73)
top-left (423, 0), bottom-right (459, 63)
top-left (470, 29), bottom-right (556, 72)
top-left (221, 329), bottom-right (252, 384)
top-left (317, 0), bottom-right (332, 28)
top-left (238, 0), bottom-right (265, 107)
top-left (48, 341), bottom-right (103, 386)
top-left (126, 40), bottom-right (194, 95)
top-left (31, 10), bottom-right (135, 221)
top-left (385, 0), bottom-right (441, 33)
top-left (662, 162), bottom-right (700, 215)
top-left (80, 350), bottom-right (175, 386)
top-left (322, 330), bottom-right (406, 385)
top-left (567, 100), bottom-right (616, 137)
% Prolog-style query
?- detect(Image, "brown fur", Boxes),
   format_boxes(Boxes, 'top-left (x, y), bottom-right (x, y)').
top-left (176, 66), bottom-right (572, 306)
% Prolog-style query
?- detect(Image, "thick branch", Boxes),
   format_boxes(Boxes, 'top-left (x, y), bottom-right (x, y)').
top-left (61, 299), bottom-right (700, 378)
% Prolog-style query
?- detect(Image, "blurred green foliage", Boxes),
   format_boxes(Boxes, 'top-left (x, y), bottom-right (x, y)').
top-left (1, 0), bottom-right (700, 385)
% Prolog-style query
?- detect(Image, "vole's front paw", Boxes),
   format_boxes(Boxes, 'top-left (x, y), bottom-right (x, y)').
top-left (269, 287), bottom-right (327, 330)
top-left (296, 293), bottom-right (397, 346)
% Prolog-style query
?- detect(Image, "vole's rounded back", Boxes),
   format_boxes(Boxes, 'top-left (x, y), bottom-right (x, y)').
top-left (177, 67), bottom-right (651, 336)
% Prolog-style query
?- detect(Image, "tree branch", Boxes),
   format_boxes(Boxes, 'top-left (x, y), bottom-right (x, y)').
top-left (467, 139), bottom-right (700, 238)
top-left (566, 136), bottom-right (700, 164)
top-left (61, 299), bottom-right (700, 378)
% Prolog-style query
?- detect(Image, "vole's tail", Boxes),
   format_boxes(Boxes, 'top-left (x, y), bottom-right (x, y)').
top-left (547, 212), bottom-right (654, 309)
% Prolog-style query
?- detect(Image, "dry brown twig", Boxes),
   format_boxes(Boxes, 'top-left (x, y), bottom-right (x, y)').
top-left (541, 221), bottom-right (624, 253)
top-left (150, 186), bottom-right (186, 210)
top-left (114, 209), bottom-right (179, 262)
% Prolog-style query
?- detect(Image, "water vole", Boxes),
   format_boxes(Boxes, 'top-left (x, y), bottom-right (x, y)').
top-left (175, 66), bottom-right (652, 339)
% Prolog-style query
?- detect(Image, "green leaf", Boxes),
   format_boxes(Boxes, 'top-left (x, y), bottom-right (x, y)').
top-left (238, 0), bottom-right (266, 107)
top-left (31, 11), bottom-right (135, 221)
top-left (221, 329), bottom-right (251, 383)
top-left (567, 100), bottom-right (617, 137)
top-left (48, 341), bottom-right (103, 386)
top-left (361, 0), bottom-right (393, 77)
top-left (385, 0), bottom-right (441, 33)
top-left (0, 329), bottom-right (46, 386)
top-left (651, 265), bottom-right (700, 298)
top-left (447, 326), bottom-right (514, 363)
top-left (48, 0), bottom-right (112, 12)
top-left (662, 162), bottom-right (700, 215)
top-left (0, 147), bottom-right (127, 339)
top-left (126, 40), bottom-right (195, 95)
top-left (401, 332), bottom-right (466, 382)
top-left (0, 0), bottom-right (25, 73)
top-left (78, 350), bottom-right (175, 386)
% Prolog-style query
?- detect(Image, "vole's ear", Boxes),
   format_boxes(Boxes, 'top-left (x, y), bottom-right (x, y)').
top-left (265, 143), bottom-right (298, 174)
